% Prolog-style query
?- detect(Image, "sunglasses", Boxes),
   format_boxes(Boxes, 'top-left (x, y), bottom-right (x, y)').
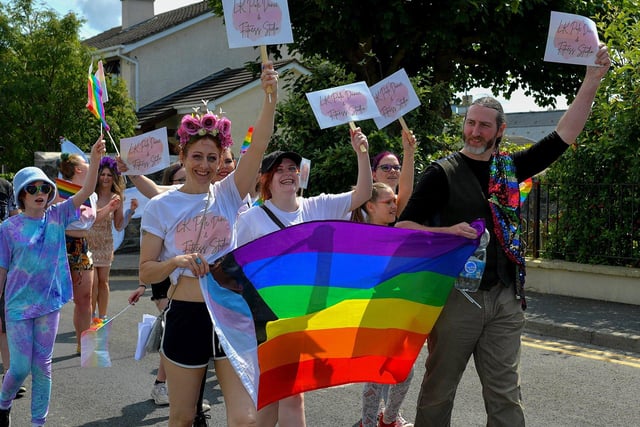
top-left (25, 183), bottom-right (53, 195)
top-left (377, 164), bottom-right (401, 172)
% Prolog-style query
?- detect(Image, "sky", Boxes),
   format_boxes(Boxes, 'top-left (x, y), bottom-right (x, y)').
top-left (36, 0), bottom-right (566, 113)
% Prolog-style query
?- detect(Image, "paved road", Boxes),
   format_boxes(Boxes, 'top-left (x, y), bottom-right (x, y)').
top-left (4, 272), bottom-right (639, 426)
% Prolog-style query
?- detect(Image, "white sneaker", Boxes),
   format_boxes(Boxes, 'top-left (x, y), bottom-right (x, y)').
top-left (150, 382), bottom-right (169, 406)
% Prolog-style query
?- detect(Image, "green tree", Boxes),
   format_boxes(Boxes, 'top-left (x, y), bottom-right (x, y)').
top-left (0, 0), bottom-right (137, 172)
top-left (542, 1), bottom-right (640, 266)
top-left (211, 0), bottom-right (611, 112)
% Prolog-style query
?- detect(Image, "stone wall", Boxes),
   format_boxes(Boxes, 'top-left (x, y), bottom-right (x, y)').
top-left (526, 258), bottom-right (640, 306)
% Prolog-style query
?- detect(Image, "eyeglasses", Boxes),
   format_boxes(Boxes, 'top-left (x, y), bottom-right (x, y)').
top-left (274, 166), bottom-right (300, 174)
top-left (25, 183), bottom-right (53, 195)
top-left (377, 164), bottom-right (401, 172)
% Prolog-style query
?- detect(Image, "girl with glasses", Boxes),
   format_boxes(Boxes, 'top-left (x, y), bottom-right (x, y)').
top-left (0, 138), bottom-right (105, 427)
top-left (370, 129), bottom-right (417, 218)
top-left (359, 128), bottom-right (417, 427)
top-left (353, 182), bottom-right (415, 427)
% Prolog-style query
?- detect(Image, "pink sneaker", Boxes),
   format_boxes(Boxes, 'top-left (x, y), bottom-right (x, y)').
top-left (378, 413), bottom-right (414, 427)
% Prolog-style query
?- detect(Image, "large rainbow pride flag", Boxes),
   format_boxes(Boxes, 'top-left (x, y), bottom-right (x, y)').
top-left (202, 220), bottom-right (483, 408)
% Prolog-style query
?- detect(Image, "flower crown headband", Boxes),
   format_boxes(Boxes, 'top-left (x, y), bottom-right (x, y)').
top-left (176, 103), bottom-right (233, 149)
top-left (99, 156), bottom-right (120, 175)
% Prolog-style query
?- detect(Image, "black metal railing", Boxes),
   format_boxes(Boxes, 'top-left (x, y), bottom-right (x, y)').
top-left (521, 180), bottom-right (640, 267)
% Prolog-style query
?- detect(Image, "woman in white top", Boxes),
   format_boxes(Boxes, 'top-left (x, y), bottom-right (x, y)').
top-left (139, 63), bottom-right (278, 427)
top-left (235, 128), bottom-right (373, 427)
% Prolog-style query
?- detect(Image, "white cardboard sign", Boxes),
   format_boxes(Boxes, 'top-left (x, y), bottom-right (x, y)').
top-left (306, 82), bottom-right (381, 129)
top-left (120, 128), bottom-right (170, 176)
top-left (222, 0), bottom-right (294, 48)
top-left (370, 69), bottom-right (421, 130)
top-left (544, 11), bottom-right (600, 66)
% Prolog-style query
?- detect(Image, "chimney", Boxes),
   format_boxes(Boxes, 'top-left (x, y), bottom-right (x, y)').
top-left (121, 0), bottom-right (155, 29)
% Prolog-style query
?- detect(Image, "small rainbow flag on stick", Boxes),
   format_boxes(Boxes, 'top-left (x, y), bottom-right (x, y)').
top-left (240, 126), bottom-right (253, 157)
top-left (80, 304), bottom-right (131, 368)
top-left (86, 62), bottom-right (110, 131)
top-left (519, 177), bottom-right (533, 206)
top-left (203, 219), bottom-right (482, 408)
top-left (81, 318), bottom-right (113, 367)
top-left (55, 178), bottom-right (91, 207)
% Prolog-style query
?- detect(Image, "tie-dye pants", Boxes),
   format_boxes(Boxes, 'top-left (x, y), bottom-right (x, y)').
top-left (0, 310), bottom-right (60, 426)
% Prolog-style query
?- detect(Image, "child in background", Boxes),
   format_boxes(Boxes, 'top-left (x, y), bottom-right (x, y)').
top-left (0, 137), bottom-right (105, 427)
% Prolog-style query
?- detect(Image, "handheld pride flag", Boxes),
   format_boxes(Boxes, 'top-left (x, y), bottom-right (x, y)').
top-left (94, 60), bottom-right (109, 103)
top-left (519, 177), bottom-right (533, 206)
top-left (86, 62), bottom-right (110, 131)
top-left (80, 317), bottom-right (113, 367)
top-left (240, 126), bottom-right (253, 157)
top-left (55, 178), bottom-right (91, 207)
top-left (202, 219), bottom-right (483, 408)
top-left (81, 304), bottom-right (131, 367)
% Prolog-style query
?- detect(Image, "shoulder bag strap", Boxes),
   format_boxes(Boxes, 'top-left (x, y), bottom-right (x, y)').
top-left (260, 204), bottom-right (287, 230)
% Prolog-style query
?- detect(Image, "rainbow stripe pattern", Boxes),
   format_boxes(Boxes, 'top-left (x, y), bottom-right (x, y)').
top-left (240, 126), bottom-right (253, 156)
top-left (86, 62), bottom-right (110, 131)
top-left (204, 220), bottom-right (482, 408)
top-left (55, 178), bottom-right (91, 207)
top-left (80, 317), bottom-right (113, 367)
top-left (519, 177), bottom-right (533, 206)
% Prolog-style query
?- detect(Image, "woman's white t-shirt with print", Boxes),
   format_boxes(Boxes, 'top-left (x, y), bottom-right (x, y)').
top-left (142, 174), bottom-right (242, 284)
top-left (235, 192), bottom-right (352, 247)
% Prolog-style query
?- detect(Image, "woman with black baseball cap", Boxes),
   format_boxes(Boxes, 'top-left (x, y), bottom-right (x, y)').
top-left (235, 127), bottom-right (373, 427)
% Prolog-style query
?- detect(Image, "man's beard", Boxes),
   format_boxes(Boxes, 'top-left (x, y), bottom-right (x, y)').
top-left (463, 135), bottom-right (499, 155)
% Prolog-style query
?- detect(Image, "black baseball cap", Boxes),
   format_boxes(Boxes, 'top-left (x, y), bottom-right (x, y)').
top-left (260, 151), bottom-right (302, 174)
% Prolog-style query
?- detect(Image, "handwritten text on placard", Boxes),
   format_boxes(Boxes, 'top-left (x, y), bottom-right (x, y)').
top-left (306, 82), bottom-right (381, 129)
top-left (222, 0), bottom-right (294, 48)
top-left (544, 11), bottom-right (600, 66)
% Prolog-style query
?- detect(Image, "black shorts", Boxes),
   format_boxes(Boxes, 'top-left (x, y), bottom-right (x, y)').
top-left (151, 277), bottom-right (171, 301)
top-left (161, 300), bottom-right (226, 368)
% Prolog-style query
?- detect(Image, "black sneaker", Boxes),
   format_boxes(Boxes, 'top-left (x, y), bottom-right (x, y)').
top-left (192, 412), bottom-right (210, 427)
top-left (0, 407), bottom-right (11, 427)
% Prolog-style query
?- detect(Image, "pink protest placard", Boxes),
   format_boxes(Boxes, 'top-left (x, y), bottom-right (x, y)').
top-left (306, 82), bottom-right (381, 129)
top-left (370, 69), bottom-right (421, 130)
top-left (120, 127), bottom-right (170, 176)
top-left (222, 0), bottom-right (294, 48)
top-left (544, 11), bottom-right (600, 66)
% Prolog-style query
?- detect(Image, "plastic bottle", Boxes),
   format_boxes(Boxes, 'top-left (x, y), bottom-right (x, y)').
top-left (455, 228), bottom-right (490, 292)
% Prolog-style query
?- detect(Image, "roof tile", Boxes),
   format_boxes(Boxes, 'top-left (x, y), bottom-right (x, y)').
top-left (84, 1), bottom-right (211, 49)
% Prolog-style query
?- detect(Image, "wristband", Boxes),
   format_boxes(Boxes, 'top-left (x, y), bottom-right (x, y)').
top-left (138, 284), bottom-right (147, 289)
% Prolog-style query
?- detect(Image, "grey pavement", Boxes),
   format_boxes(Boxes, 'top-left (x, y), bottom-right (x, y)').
top-left (113, 251), bottom-right (640, 354)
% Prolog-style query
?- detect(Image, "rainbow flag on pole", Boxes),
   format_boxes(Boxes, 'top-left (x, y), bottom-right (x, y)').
top-left (203, 219), bottom-right (482, 408)
top-left (80, 305), bottom-right (131, 367)
top-left (86, 62), bottom-right (110, 131)
top-left (55, 178), bottom-right (91, 207)
top-left (81, 318), bottom-right (113, 367)
top-left (239, 126), bottom-right (253, 157)
top-left (519, 177), bottom-right (533, 206)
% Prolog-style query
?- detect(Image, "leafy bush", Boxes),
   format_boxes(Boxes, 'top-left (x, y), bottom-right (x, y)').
top-left (542, 3), bottom-right (640, 266)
